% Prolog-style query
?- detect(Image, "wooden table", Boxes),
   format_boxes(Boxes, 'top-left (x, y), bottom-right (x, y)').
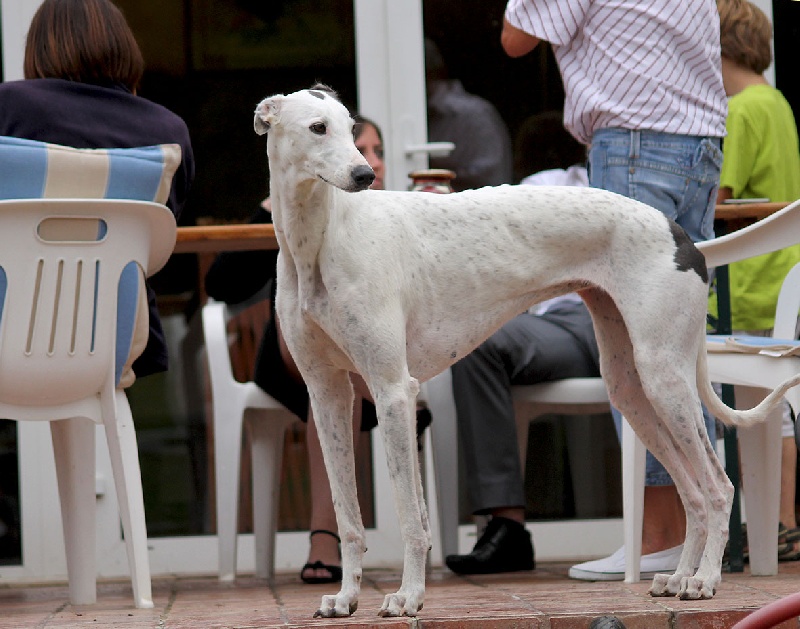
top-left (174, 223), bottom-right (277, 253)
top-left (173, 202), bottom-right (787, 255)
top-left (714, 201), bottom-right (787, 220)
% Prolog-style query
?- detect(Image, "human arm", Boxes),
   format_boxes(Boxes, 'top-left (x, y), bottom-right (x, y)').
top-left (501, 16), bottom-right (540, 57)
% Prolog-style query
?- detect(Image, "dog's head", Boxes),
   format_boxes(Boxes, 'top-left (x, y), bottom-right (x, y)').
top-left (254, 84), bottom-right (375, 193)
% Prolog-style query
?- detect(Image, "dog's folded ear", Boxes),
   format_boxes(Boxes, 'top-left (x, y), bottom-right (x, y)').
top-left (254, 95), bottom-right (283, 135)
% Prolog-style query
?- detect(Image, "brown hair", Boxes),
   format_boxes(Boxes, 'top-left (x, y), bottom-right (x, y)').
top-left (353, 114), bottom-right (383, 143)
top-left (717, 0), bottom-right (772, 74)
top-left (24, 0), bottom-right (144, 92)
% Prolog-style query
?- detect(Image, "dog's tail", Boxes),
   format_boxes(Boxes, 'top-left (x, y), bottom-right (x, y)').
top-left (695, 339), bottom-right (800, 428)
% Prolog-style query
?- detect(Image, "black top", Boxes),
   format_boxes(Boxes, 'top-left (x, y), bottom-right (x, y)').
top-left (0, 78), bottom-right (195, 377)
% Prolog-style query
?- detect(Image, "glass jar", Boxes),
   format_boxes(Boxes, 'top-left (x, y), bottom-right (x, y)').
top-left (408, 169), bottom-right (456, 194)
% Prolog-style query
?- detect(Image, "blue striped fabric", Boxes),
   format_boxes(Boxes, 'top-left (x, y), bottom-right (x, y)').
top-left (115, 263), bottom-right (141, 385)
top-left (105, 146), bottom-right (172, 200)
top-left (0, 136), bottom-right (180, 203)
top-left (0, 136), bottom-right (181, 386)
top-left (0, 268), bottom-right (6, 331)
top-left (0, 136), bottom-right (49, 198)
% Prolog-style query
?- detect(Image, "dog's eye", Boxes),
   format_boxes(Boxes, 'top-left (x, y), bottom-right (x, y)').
top-left (310, 122), bottom-right (327, 135)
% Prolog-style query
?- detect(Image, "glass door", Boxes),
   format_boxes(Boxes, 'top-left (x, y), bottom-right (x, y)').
top-left (0, 0), bottom-right (432, 581)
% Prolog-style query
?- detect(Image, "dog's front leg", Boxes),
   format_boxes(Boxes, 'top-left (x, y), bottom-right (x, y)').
top-left (374, 375), bottom-right (430, 617)
top-left (304, 368), bottom-right (366, 618)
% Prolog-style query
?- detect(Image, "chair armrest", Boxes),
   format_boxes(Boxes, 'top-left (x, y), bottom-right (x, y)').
top-left (698, 198), bottom-right (800, 268)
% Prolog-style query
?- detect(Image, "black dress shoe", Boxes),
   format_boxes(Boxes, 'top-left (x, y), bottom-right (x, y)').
top-left (445, 516), bottom-right (534, 575)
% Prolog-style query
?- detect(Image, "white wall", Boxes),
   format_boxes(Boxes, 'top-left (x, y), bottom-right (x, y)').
top-left (751, 0), bottom-right (775, 85)
top-left (0, 0), bottom-right (42, 81)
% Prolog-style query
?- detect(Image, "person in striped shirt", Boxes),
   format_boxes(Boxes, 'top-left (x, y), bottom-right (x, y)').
top-left (445, 0), bottom-right (727, 580)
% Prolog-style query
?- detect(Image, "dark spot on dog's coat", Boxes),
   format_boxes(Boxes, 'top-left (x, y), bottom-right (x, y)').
top-left (308, 90), bottom-right (326, 100)
top-left (669, 221), bottom-right (708, 283)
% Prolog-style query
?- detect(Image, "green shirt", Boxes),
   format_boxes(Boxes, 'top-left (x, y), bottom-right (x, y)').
top-left (711, 84), bottom-right (800, 331)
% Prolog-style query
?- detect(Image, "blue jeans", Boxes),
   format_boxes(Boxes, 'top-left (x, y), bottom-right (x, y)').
top-left (588, 127), bottom-right (723, 485)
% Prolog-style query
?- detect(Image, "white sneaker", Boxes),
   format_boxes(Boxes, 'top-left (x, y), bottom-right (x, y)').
top-left (568, 544), bottom-right (683, 581)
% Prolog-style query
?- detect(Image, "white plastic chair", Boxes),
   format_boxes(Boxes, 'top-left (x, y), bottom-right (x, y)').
top-left (693, 198), bottom-right (800, 577)
top-left (201, 298), bottom-right (297, 581)
top-left (0, 198), bottom-right (176, 608)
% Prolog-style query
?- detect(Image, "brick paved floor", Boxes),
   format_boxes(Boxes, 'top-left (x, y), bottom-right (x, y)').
top-left (2, 561), bottom-right (800, 628)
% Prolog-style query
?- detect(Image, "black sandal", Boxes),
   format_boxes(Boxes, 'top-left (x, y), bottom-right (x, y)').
top-left (300, 529), bottom-right (342, 584)
top-left (779, 522), bottom-right (800, 545)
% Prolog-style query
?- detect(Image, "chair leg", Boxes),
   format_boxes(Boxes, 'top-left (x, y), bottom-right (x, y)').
top-left (622, 417), bottom-right (645, 583)
top-left (423, 370), bottom-right (461, 559)
top-left (214, 403), bottom-right (245, 582)
top-left (249, 414), bottom-right (290, 579)
top-left (736, 386), bottom-right (781, 576)
top-left (50, 417), bottom-right (97, 606)
top-left (104, 392), bottom-right (153, 609)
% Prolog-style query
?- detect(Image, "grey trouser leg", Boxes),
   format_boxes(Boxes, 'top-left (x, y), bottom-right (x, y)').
top-left (450, 303), bottom-right (599, 514)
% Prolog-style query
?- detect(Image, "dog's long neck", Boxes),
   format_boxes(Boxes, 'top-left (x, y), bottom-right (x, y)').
top-left (270, 177), bottom-right (331, 251)
top-left (269, 166), bottom-right (335, 305)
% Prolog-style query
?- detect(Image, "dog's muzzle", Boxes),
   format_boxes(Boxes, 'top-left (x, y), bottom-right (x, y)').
top-left (351, 165), bottom-right (375, 191)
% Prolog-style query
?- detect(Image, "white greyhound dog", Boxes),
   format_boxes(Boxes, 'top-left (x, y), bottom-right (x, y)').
top-left (253, 85), bottom-right (800, 617)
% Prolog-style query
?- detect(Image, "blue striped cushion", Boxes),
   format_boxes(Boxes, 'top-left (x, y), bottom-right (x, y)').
top-left (0, 136), bottom-right (181, 386)
top-left (0, 136), bottom-right (181, 203)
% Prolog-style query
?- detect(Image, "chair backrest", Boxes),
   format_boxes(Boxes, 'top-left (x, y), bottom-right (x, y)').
top-left (201, 295), bottom-right (273, 398)
top-left (202, 299), bottom-right (241, 399)
top-left (773, 262), bottom-right (800, 340)
top-left (0, 199), bottom-right (176, 406)
top-left (698, 198), bottom-right (800, 340)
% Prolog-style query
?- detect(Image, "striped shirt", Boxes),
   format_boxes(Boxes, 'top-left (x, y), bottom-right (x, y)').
top-left (505, 0), bottom-right (728, 145)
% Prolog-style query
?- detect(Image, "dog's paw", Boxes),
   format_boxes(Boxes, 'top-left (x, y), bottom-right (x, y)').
top-left (377, 591), bottom-right (423, 617)
top-left (678, 576), bottom-right (717, 600)
top-left (649, 572), bottom-right (718, 600)
top-left (313, 594), bottom-right (358, 618)
top-left (648, 573), bottom-right (682, 597)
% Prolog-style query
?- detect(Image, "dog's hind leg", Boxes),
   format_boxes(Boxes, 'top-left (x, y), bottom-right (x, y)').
top-left (581, 288), bottom-right (727, 597)
top-left (629, 345), bottom-right (732, 599)
top-left (303, 367), bottom-right (366, 618)
top-left (371, 371), bottom-right (430, 617)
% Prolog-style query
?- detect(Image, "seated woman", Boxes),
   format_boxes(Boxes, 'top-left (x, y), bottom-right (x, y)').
top-left (0, 0), bottom-right (195, 381)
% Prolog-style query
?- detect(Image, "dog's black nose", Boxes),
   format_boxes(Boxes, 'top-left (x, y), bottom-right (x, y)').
top-left (351, 165), bottom-right (375, 190)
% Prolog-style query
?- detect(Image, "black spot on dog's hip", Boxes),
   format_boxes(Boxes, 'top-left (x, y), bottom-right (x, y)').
top-left (669, 220), bottom-right (708, 283)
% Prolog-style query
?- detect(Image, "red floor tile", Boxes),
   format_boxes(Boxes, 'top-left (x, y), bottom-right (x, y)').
top-left (1, 561), bottom-right (799, 628)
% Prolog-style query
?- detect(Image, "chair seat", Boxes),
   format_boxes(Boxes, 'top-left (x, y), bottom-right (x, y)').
top-left (707, 334), bottom-right (800, 357)
top-left (511, 378), bottom-right (610, 413)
